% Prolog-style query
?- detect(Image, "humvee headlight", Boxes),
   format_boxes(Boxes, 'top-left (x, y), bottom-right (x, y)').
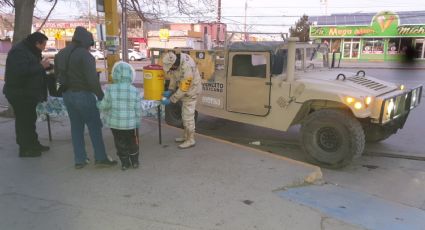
top-left (354, 102), bottom-right (363, 110)
top-left (400, 84), bottom-right (405, 90)
top-left (365, 96), bottom-right (373, 105)
top-left (412, 90), bottom-right (417, 105)
top-left (387, 99), bottom-right (395, 115)
top-left (345, 97), bottom-right (354, 104)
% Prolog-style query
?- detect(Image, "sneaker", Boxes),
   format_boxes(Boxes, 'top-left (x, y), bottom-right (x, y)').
top-left (74, 163), bottom-right (87, 169)
top-left (95, 158), bottom-right (118, 167)
top-left (33, 144), bottom-right (50, 152)
top-left (74, 158), bottom-right (90, 169)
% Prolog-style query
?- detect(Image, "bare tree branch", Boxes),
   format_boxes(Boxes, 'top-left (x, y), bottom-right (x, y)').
top-left (36, 0), bottom-right (58, 31)
top-left (0, 0), bottom-right (14, 7)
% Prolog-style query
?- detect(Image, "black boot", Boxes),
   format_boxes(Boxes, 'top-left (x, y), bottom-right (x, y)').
top-left (119, 157), bottom-right (131, 171)
top-left (129, 152), bottom-right (139, 169)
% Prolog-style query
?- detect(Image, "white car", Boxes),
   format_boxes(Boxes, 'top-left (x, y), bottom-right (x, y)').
top-left (120, 49), bottom-right (146, 61)
top-left (90, 49), bottom-right (105, 60)
top-left (42, 47), bottom-right (59, 59)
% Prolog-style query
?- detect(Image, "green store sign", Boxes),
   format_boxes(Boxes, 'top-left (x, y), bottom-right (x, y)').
top-left (310, 11), bottom-right (425, 38)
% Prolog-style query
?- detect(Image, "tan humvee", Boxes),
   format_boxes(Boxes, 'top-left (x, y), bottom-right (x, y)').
top-left (150, 38), bottom-right (423, 168)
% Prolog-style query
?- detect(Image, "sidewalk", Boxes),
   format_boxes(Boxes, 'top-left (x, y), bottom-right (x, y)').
top-left (333, 59), bottom-right (425, 70)
top-left (0, 115), bottom-right (366, 230)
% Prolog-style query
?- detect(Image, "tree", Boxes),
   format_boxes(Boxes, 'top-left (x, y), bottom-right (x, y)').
top-left (289, 15), bottom-right (311, 42)
top-left (119, 0), bottom-right (214, 22)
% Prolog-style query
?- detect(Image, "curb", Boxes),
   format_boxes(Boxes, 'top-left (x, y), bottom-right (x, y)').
top-left (143, 118), bottom-right (324, 185)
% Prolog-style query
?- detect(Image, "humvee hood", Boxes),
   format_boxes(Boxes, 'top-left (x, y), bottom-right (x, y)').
top-left (297, 70), bottom-right (398, 97)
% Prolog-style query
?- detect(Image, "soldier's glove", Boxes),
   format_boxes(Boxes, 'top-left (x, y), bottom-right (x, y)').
top-left (161, 97), bottom-right (171, 105)
top-left (163, 90), bottom-right (173, 98)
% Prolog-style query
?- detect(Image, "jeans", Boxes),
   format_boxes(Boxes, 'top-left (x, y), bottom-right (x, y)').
top-left (63, 91), bottom-right (107, 164)
top-left (6, 95), bottom-right (40, 151)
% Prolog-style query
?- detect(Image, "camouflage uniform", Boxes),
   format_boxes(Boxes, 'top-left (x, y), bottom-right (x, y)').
top-left (165, 53), bottom-right (202, 148)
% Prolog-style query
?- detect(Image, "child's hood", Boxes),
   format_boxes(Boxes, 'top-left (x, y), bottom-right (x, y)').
top-left (111, 61), bottom-right (135, 84)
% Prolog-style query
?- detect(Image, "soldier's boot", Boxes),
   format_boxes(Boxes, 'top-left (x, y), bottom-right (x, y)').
top-left (178, 131), bottom-right (196, 149)
top-left (119, 156), bottom-right (131, 171)
top-left (129, 152), bottom-right (139, 169)
top-left (175, 129), bottom-right (188, 143)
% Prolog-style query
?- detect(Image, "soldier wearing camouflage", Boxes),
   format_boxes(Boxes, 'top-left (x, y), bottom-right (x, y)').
top-left (162, 52), bottom-right (202, 149)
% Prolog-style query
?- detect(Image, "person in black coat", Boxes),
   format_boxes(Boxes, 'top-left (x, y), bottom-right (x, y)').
top-left (3, 32), bottom-right (52, 157)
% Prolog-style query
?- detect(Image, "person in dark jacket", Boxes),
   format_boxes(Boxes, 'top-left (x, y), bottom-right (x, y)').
top-left (54, 26), bottom-right (117, 169)
top-left (3, 32), bottom-right (51, 157)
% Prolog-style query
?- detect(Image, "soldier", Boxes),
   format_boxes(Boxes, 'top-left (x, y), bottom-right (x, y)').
top-left (161, 52), bottom-right (202, 149)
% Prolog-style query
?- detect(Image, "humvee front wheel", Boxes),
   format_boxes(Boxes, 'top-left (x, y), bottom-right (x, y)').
top-left (301, 109), bottom-right (365, 169)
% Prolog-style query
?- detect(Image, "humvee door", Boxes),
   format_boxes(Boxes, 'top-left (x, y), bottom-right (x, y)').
top-left (226, 52), bottom-right (271, 116)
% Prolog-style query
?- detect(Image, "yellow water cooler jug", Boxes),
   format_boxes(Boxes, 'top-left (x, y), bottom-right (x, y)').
top-left (143, 64), bottom-right (165, 100)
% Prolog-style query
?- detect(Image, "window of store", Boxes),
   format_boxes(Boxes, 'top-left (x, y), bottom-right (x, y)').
top-left (363, 38), bottom-right (384, 54)
top-left (343, 38), bottom-right (360, 59)
top-left (414, 39), bottom-right (425, 59)
top-left (400, 38), bottom-right (413, 54)
top-left (321, 39), bottom-right (341, 53)
top-left (388, 38), bottom-right (400, 54)
top-left (331, 39), bottom-right (341, 52)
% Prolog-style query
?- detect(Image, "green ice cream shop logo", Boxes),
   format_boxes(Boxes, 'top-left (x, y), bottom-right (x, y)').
top-left (370, 11), bottom-right (399, 35)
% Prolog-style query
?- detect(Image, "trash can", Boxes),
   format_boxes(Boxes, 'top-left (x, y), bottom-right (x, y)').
top-left (143, 64), bottom-right (165, 100)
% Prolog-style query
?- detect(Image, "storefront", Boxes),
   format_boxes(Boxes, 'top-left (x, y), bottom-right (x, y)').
top-left (309, 11), bottom-right (425, 61)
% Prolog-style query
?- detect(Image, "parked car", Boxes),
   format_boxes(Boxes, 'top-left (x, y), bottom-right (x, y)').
top-left (42, 47), bottom-right (59, 59)
top-left (90, 49), bottom-right (105, 60)
top-left (119, 49), bottom-right (146, 61)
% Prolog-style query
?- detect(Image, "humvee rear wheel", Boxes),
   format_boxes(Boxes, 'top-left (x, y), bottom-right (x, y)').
top-left (164, 101), bottom-right (198, 128)
top-left (301, 109), bottom-right (365, 169)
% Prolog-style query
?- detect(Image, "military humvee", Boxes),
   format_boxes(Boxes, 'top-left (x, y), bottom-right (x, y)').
top-left (150, 38), bottom-right (423, 168)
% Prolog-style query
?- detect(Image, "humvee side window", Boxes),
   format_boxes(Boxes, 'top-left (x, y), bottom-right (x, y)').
top-left (295, 48), bottom-right (304, 70)
top-left (271, 49), bottom-right (287, 75)
top-left (231, 54), bottom-right (266, 78)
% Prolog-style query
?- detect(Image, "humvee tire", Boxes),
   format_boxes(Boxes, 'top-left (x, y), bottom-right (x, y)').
top-left (301, 109), bottom-right (365, 169)
top-left (164, 101), bottom-right (198, 128)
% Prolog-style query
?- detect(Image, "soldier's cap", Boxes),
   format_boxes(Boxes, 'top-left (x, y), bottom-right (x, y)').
top-left (162, 52), bottom-right (177, 72)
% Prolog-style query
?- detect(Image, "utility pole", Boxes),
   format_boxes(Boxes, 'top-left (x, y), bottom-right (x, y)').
top-left (88, 0), bottom-right (91, 30)
top-left (244, 0), bottom-right (248, 41)
top-left (104, 0), bottom-right (120, 82)
top-left (216, 0), bottom-right (221, 47)
top-left (121, 0), bottom-right (128, 62)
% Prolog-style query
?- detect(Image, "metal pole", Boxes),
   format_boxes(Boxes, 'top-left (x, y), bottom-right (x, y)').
top-left (244, 0), bottom-right (247, 41)
top-left (216, 0), bottom-right (221, 47)
top-left (104, 0), bottom-right (120, 83)
top-left (121, 0), bottom-right (128, 62)
top-left (47, 114), bottom-right (52, 141)
top-left (157, 105), bottom-right (162, 145)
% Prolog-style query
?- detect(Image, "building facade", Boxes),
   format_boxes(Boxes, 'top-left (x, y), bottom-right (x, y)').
top-left (148, 22), bottom-right (227, 49)
top-left (309, 11), bottom-right (425, 61)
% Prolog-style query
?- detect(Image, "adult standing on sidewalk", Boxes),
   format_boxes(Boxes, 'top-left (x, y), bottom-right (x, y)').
top-left (2, 32), bottom-right (51, 157)
top-left (161, 52), bottom-right (202, 149)
top-left (55, 26), bottom-right (116, 169)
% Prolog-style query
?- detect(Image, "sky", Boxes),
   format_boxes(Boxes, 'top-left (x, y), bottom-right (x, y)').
top-left (3, 0), bottom-right (425, 36)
